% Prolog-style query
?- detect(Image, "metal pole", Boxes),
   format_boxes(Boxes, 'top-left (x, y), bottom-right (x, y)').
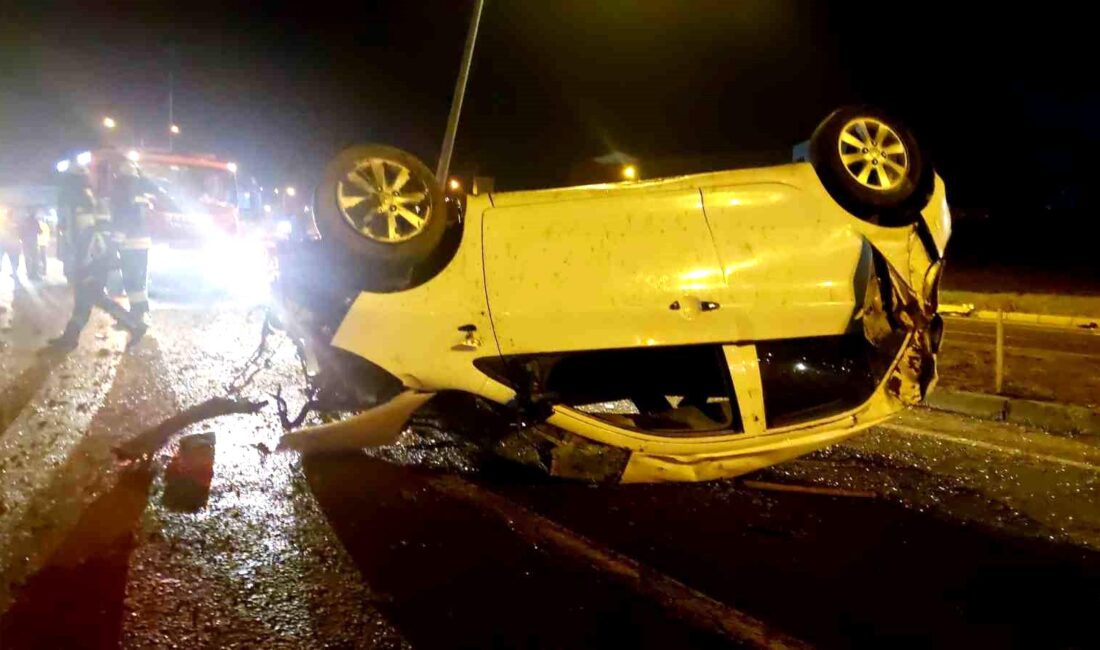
top-left (994, 310), bottom-right (1005, 393)
top-left (435, 0), bottom-right (485, 184)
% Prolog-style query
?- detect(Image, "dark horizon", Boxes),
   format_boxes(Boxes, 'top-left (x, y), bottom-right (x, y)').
top-left (2, 1), bottom-right (1097, 212)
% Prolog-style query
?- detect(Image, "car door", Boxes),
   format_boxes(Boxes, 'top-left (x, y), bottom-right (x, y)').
top-left (482, 186), bottom-right (727, 356)
top-left (699, 181), bottom-right (869, 344)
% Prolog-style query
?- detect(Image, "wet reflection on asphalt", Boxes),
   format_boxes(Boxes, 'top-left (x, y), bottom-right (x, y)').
top-left (1, 293), bottom-right (1099, 648)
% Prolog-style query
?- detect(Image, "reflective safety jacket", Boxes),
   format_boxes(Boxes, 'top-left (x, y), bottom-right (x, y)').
top-left (110, 174), bottom-right (152, 251)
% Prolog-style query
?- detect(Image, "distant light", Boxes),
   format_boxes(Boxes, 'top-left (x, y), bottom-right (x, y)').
top-left (794, 362), bottom-right (808, 372)
top-left (226, 162), bottom-right (238, 174)
top-left (622, 165), bottom-right (637, 181)
top-left (126, 150), bottom-right (141, 162)
top-left (273, 188), bottom-right (279, 195)
top-left (263, 204), bottom-right (272, 214)
top-left (303, 205), bottom-right (311, 213)
top-left (76, 151), bottom-right (92, 166)
top-left (55, 160), bottom-right (71, 173)
top-left (448, 178), bottom-right (461, 192)
top-left (275, 220), bottom-right (292, 237)
top-left (169, 124), bottom-right (181, 135)
top-left (243, 192), bottom-right (251, 200)
top-left (285, 186), bottom-right (296, 197)
top-left (102, 116), bottom-right (117, 129)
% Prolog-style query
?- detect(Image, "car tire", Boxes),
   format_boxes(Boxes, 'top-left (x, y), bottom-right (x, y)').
top-left (313, 144), bottom-right (447, 271)
top-left (810, 105), bottom-right (933, 225)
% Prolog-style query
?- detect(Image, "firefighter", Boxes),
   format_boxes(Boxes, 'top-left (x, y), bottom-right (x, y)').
top-left (48, 172), bottom-right (144, 350)
top-left (56, 163), bottom-right (89, 282)
top-left (111, 160), bottom-right (152, 325)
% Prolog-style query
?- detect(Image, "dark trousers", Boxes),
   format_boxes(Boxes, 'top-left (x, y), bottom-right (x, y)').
top-left (62, 234), bottom-right (138, 337)
top-left (119, 247), bottom-right (149, 316)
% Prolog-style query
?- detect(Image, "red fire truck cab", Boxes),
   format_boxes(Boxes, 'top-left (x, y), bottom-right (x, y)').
top-left (87, 148), bottom-right (239, 245)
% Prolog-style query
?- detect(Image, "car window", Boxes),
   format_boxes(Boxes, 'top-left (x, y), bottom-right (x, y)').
top-left (511, 345), bottom-right (743, 436)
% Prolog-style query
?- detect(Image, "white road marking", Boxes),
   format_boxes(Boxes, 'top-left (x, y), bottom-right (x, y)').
top-left (880, 423), bottom-right (1100, 472)
top-left (429, 475), bottom-right (809, 650)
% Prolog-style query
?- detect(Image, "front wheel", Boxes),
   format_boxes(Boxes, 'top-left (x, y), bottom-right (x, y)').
top-left (313, 144), bottom-right (447, 271)
top-left (809, 106), bottom-right (933, 225)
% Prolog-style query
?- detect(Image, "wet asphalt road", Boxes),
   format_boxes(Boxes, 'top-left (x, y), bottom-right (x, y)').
top-left (2, 277), bottom-right (1100, 649)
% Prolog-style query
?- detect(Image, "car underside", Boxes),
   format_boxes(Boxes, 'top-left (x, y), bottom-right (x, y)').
top-left (271, 106), bottom-right (951, 483)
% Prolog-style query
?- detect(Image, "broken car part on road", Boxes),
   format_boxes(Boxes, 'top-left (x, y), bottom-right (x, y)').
top-left (271, 106), bottom-right (951, 482)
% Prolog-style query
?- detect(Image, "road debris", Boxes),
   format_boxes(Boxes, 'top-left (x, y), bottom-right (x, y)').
top-left (163, 432), bottom-right (217, 512)
top-left (278, 390), bottom-right (435, 454)
top-left (112, 397), bottom-right (265, 460)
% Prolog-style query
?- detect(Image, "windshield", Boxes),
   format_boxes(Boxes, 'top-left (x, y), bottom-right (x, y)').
top-left (138, 161), bottom-right (237, 213)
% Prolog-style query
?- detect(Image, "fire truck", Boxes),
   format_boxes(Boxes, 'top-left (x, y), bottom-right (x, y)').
top-left (82, 148), bottom-right (239, 244)
top-left (57, 148), bottom-right (269, 297)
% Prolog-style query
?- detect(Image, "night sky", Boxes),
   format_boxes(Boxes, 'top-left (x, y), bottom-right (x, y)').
top-left (2, 2), bottom-right (1097, 212)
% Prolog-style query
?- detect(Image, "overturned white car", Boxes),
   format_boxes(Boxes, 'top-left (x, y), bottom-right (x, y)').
top-left (275, 106), bottom-right (950, 483)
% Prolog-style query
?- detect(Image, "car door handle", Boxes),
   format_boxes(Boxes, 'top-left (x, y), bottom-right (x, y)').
top-left (669, 298), bottom-right (720, 313)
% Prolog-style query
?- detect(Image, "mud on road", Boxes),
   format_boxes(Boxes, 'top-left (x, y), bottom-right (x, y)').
top-left (2, 288), bottom-right (1100, 648)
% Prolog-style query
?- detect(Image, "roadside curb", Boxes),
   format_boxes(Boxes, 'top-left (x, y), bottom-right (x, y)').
top-left (939, 303), bottom-right (1100, 330)
top-left (923, 389), bottom-right (1100, 437)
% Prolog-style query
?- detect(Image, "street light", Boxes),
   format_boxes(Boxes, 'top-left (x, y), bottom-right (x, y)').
top-left (102, 116), bottom-right (117, 129)
top-left (126, 150), bottom-right (141, 162)
top-left (169, 124), bottom-right (181, 135)
top-left (622, 165), bottom-right (638, 181)
top-left (448, 178), bottom-right (462, 192)
top-left (226, 162), bottom-right (238, 174)
top-left (285, 186), bottom-right (296, 197)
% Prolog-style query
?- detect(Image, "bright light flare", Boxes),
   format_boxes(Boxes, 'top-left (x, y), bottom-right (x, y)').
top-left (102, 116), bottom-right (116, 129)
top-left (285, 186), bottom-right (296, 197)
top-left (150, 238), bottom-right (272, 304)
top-left (76, 151), bottom-right (92, 166)
top-left (170, 124), bottom-right (181, 135)
top-left (226, 162), bottom-right (238, 174)
top-left (448, 178), bottom-right (462, 192)
top-left (622, 165), bottom-right (637, 181)
top-left (126, 150), bottom-right (141, 162)
top-left (55, 160), bottom-right (71, 173)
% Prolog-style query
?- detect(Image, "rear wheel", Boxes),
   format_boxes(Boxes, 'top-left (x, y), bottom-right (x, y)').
top-left (314, 144), bottom-right (447, 272)
top-left (810, 106), bottom-right (932, 224)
